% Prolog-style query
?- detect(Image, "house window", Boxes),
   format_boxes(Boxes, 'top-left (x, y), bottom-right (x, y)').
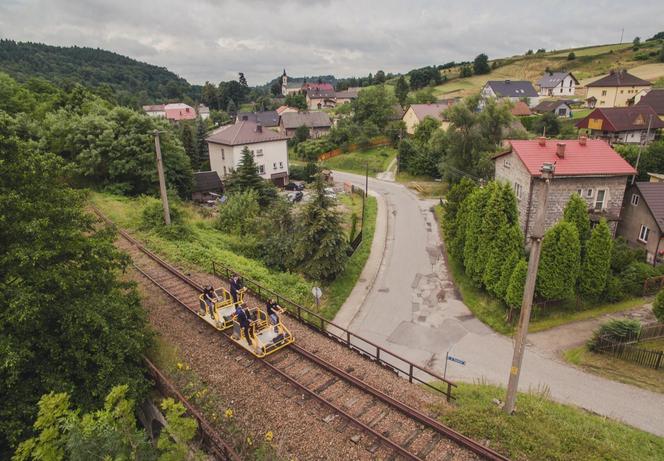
top-left (504, 159), bottom-right (511, 168)
top-left (221, 148), bottom-right (225, 160)
top-left (258, 165), bottom-right (265, 174)
top-left (585, 189), bottom-right (594, 199)
top-left (594, 189), bottom-right (606, 211)
top-left (279, 162), bottom-right (283, 169)
top-left (223, 166), bottom-right (227, 175)
top-left (601, 90), bottom-right (607, 96)
top-left (273, 162), bottom-right (277, 170)
top-left (638, 225), bottom-right (650, 243)
top-left (514, 182), bottom-right (523, 200)
top-left (250, 150), bottom-right (255, 156)
top-left (256, 149), bottom-right (264, 156)
top-left (631, 194), bottom-right (640, 206)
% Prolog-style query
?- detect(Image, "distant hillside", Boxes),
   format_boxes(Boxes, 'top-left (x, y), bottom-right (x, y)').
top-left (431, 40), bottom-right (664, 98)
top-left (0, 40), bottom-right (198, 106)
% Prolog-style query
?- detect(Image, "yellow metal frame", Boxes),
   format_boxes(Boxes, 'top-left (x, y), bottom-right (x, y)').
top-left (230, 304), bottom-right (294, 358)
top-left (198, 288), bottom-right (245, 330)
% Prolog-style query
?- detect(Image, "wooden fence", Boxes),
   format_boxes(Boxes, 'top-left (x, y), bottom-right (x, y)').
top-left (318, 136), bottom-right (391, 161)
top-left (594, 322), bottom-right (664, 370)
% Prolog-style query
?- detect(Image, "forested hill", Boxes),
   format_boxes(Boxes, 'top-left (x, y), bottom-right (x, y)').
top-left (0, 40), bottom-right (198, 106)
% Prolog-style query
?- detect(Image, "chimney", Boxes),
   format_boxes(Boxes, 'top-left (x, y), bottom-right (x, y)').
top-left (579, 136), bottom-right (587, 146)
top-left (241, 115), bottom-right (249, 121)
top-left (556, 142), bottom-right (566, 158)
top-left (256, 123), bottom-right (262, 133)
top-left (538, 136), bottom-right (546, 147)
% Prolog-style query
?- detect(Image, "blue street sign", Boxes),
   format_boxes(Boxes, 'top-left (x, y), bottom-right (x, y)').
top-left (447, 355), bottom-right (466, 365)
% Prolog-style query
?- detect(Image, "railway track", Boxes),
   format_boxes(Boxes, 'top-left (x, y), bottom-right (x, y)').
top-left (96, 209), bottom-right (509, 461)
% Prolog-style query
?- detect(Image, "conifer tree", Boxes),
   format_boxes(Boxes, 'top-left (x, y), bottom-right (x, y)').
top-left (195, 117), bottom-right (209, 170)
top-left (180, 124), bottom-right (197, 171)
top-left (506, 258), bottom-right (528, 315)
top-left (442, 178), bottom-right (477, 254)
top-left (563, 193), bottom-right (591, 247)
top-left (224, 146), bottom-right (275, 206)
top-left (496, 250), bottom-right (520, 300)
top-left (578, 218), bottom-right (613, 298)
top-left (485, 223), bottom-right (523, 296)
top-left (296, 174), bottom-right (349, 282)
top-left (464, 183), bottom-right (496, 285)
top-left (536, 221), bottom-right (581, 300)
top-left (395, 75), bottom-right (410, 108)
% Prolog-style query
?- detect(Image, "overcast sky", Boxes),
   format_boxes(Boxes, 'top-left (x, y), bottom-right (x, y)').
top-left (1, 0), bottom-right (663, 86)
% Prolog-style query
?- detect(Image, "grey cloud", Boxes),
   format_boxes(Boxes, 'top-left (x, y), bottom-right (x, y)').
top-left (0, 0), bottom-right (662, 85)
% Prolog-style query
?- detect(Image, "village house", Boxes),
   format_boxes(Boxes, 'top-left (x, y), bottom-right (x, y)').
top-left (532, 100), bottom-right (573, 117)
top-left (276, 105), bottom-right (299, 116)
top-left (493, 137), bottom-right (636, 239)
top-left (635, 88), bottom-right (664, 121)
top-left (617, 182), bottom-right (664, 265)
top-left (206, 120), bottom-right (290, 187)
top-left (143, 104), bottom-right (166, 118)
top-left (536, 71), bottom-right (578, 97)
top-left (236, 111), bottom-right (280, 129)
top-left (198, 104), bottom-right (210, 120)
top-left (585, 70), bottom-right (652, 108)
top-left (280, 111), bottom-right (332, 138)
top-left (306, 88), bottom-right (337, 110)
top-left (334, 88), bottom-right (360, 105)
top-left (402, 101), bottom-right (455, 134)
top-left (648, 172), bottom-right (664, 183)
top-left (191, 171), bottom-right (223, 202)
top-left (575, 106), bottom-right (664, 144)
top-left (481, 80), bottom-right (540, 107)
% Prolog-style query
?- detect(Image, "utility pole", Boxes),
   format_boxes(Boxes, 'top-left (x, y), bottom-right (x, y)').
top-left (504, 162), bottom-right (555, 414)
top-left (632, 114), bottom-right (653, 185)
top-left (153, 130), bottom-right (171, 226)
top-left (620, 28), bottom-right (624, 44)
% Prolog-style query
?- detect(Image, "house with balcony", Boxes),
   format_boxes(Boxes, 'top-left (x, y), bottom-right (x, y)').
top-left (585, 70), bottom-right (652, 108)
top-left (493, 137), bottom-right (636, 239)
top-left (575, 106), bottom-right (664, 144)
top-left (206, 120), bottom-right (290, 187)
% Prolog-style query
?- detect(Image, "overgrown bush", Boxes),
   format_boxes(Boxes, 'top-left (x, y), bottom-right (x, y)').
top-left (216, 190), bottom-right (260, 235)
top-left (588, 319), bottom-right (641, 351)
top-left (654, 289), bottom-right (664, 323)
top-left (620, 261), bottom-right (655, 297)
top-left (140, 198), bottom-right (191, 240)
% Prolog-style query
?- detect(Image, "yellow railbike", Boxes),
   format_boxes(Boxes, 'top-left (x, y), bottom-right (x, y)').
top-left (198, 287), bottom-right (246, 330)
top-left (230, 303), bottom-right (294, 358)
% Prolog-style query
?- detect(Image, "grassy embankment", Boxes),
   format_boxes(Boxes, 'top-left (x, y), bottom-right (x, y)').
top-left (432, 41), bottom-right (664, 99)
top-left (395, 172), bottom-right (448, 198)
top-left (319, 146), bottom-right (397, 176)
top-left (564, 337), bottom-right (664, 395)
top-left (433, 205), bottom-right (646, 335)
top-left (91, 191), bottom-right (376, 320)
top-left (430, 381), bottom-right (664, 461)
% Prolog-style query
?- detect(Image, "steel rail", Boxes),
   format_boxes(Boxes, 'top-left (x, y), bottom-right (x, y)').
top-left (93, 206), bottom-right (510, 461)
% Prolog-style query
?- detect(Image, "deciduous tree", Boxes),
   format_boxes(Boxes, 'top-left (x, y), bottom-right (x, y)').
top-left (395, 76), bottom-right (409, 108)
top-left (473, 53), bottom-right (491, 75)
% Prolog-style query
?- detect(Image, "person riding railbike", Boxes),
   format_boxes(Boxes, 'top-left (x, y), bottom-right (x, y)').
top-left (233, 303), bottom-right (253, 346)
top-left (266, 298), bottom-right (281, 331)
top-left (201, 285), bottom-right (218, 315)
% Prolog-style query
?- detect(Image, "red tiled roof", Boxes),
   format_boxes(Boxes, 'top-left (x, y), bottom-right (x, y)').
top-left (302, 82), bottom-right (334, 92)
top-left (497, 139), bottom-right (636, 177)
top-left (206, 121), bottom-right (289, 146)
top-left (164, 103), bottom-right (197, 121)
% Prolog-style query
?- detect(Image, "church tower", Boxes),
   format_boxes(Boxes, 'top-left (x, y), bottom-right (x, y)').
top-left (281, 69), bottom-right (288, 96)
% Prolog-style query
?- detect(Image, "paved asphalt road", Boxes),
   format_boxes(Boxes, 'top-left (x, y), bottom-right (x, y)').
top-left (332, 170), bottom-right (664, 437)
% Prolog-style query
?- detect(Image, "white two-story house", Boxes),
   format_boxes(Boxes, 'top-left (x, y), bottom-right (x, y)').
top-left (536, 72), bottom-right (578, 97)
top-left (206, 120), bottom-right (291, 187)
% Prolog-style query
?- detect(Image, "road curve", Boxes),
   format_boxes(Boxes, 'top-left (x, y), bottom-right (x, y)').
top-left (332, 170), bottom-right (664, 437)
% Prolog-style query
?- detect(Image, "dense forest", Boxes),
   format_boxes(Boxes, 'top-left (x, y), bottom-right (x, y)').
top-left (0, 40), bottom-right (199, 106)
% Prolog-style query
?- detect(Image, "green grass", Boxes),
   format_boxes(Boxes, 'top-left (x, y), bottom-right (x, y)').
top-left (434, 205), bottom-right (648, 335)
top-left (395, 172), bottom-right (448, 198)
top-left (547, 43), bottom-right (632, 58)
top-left (640, 337), bottom-right (664, 352)
top-left (570, 108), bottom-right (592, 119)
top-left (564, 345), bottom-right (664, 394)
top-left (90, 191), bottom-right (377, 320)
top-left (320, 146), bottom-right (396, 176)
top-left (429, 381), bottom-right (664, 461)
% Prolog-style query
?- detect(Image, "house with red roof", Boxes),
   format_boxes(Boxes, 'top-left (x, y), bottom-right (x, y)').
top-left (493, 137), bottom-right (636, 238)
top-left (206, 120), bottom-right (290, 186)
top-left (164, 103), bottom-right (197, 121)
top-left (575, 106), bottom-right (664, 144)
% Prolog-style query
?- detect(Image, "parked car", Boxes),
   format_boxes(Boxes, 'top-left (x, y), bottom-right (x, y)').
top-left (285, 181), bottom-right (304, 191)
top-left (288, 191), bottom-right (304, 202)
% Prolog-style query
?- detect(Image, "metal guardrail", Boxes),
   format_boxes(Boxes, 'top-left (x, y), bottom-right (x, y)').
top-left (144, 358), bottom-right (241, 461)
top-left (211, 260), bottom-right (457, 401)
